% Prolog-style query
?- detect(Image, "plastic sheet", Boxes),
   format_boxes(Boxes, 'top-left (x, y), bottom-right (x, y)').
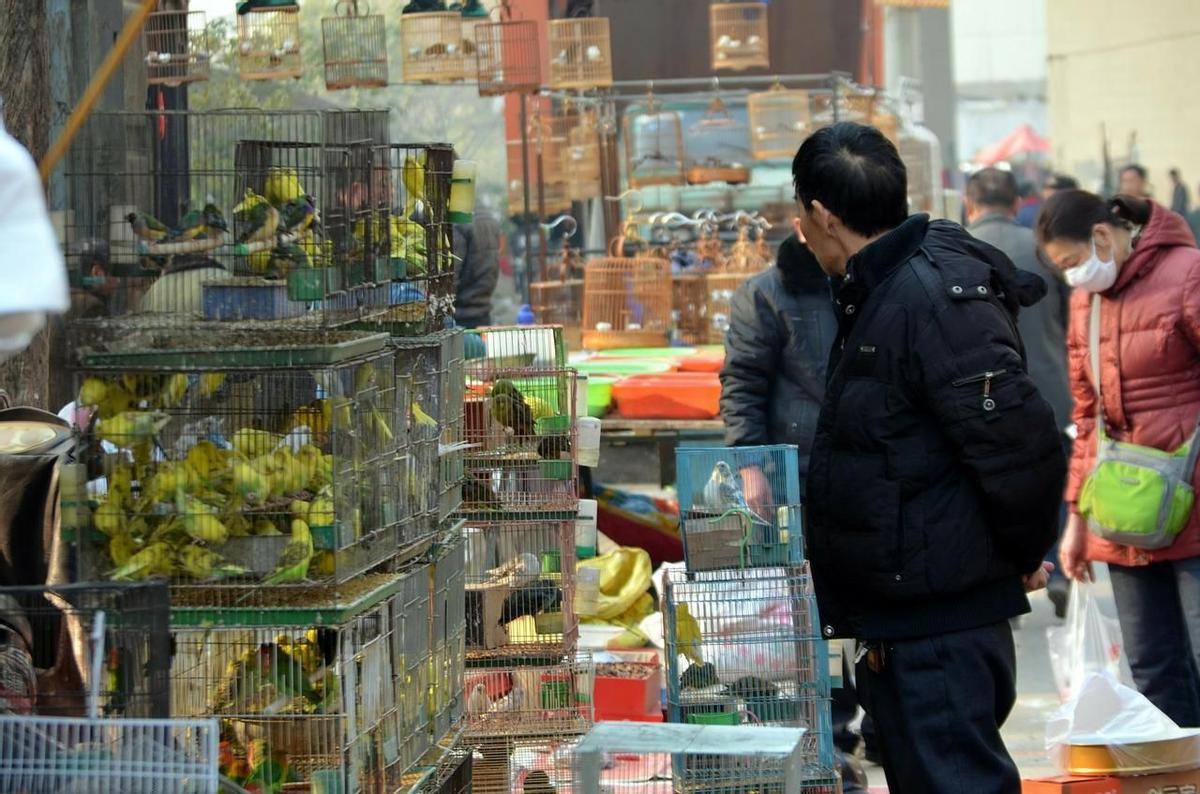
top-left (1046, 580), bottom-right (1124, 700)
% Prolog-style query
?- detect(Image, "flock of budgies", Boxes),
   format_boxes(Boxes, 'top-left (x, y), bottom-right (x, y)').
top-left (77, 361), bottom-right (402, 585)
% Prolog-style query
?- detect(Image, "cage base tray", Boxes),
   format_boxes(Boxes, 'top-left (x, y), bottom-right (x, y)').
top-left (169, 571), bottom-right (408, 626)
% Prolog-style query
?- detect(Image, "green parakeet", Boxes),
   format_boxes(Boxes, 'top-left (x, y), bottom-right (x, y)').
top-left (258, 642), bottom-right (318, 703)
top-left (489, 379), bottom-right (535, 438)
top-left (262, 518), bottom-right (313, 584)
top-left (279, 194), bottom-right (316, 235)
top-left (126, 211), bottom-right (169, 242)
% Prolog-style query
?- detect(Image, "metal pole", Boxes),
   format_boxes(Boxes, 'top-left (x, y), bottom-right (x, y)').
top-left (535, 122), bottom-right (548, 283)
top-left (519, 94), bottom-right (534, 306)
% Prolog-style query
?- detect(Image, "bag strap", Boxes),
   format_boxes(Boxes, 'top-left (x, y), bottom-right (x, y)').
top-left (1088, 294), bottom-right (1107, 434)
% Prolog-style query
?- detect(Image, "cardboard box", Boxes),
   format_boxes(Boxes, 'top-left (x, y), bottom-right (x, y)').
top-left (1023, 776), bottom-right (1120, 794)
top-left (1117, 768), bottom-right (1200, 794)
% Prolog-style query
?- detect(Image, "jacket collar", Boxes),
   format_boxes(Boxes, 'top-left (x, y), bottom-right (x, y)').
top-left (967, 211), bottom-right (1018, 231)
top-left (845, 214), bottom-right (930, 292)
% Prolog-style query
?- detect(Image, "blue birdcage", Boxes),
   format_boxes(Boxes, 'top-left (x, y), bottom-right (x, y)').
top-left (663, 564), bottom-right (835, 788)
top-left (676, 445), bottom-right (803, 570)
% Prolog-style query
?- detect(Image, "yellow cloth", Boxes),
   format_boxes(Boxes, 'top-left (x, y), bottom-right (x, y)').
top-left (576, 546), bottom-right (653, 622)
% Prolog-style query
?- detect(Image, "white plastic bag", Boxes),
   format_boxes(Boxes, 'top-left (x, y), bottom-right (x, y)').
top-left (1046, 580), bottom-right (1123, 701)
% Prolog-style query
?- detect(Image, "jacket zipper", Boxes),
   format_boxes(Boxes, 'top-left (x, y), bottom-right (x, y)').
top-left (951, 369), bottom-right (1007, 387)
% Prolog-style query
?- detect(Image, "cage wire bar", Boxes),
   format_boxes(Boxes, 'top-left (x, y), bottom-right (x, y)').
top-left (169, 566), bottom-right (428, 792)
top-left (429, 530), bottom-right (467, 743)
top-left (144, 8), bottom-right (210, 87)
top-left (70, 339), bottom-right (409, 604)
top-left (574, 721), bottom-right (807, 794)
top-left (664, 565), bottom-right (835, 786)
top-left (462, 651), bottom-right (593, 747)
top-left (236, 4), bottom-right (303, 81)
top-left (676, 445), bottom-right (803, 570)
top-left (0, 714), bottom-right (219, 793)
top-left (462, 520), bottom-right (577, 657)
top-left (64, 109), bottom-right (393, 330)
top-left (0, 582), bottom-right (170, 719)
top-left (322, 1), bottom-right (389, 91)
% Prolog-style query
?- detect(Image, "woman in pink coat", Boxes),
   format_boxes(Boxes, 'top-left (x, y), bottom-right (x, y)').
top-left (1037, 191), bottom-right (1200, 726)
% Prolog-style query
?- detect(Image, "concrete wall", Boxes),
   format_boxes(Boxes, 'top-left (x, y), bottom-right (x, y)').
top-left (1047, 0), bottom-right (1200, 197)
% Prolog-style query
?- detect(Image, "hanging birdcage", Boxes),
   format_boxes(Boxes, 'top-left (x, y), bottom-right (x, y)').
top-left (507, 103), bottom-right (571, 218)
top-left (530, 217), bottom-right (585, 349)
top-left (321, 0), bottom-right (388, 90)
top-left (547, 17), bottom-right (613, 90)
top-left (236, 4), bottom-right (302, 81)
top-left (687, 92), bottom-right (751, 185)
top-left (703, 216), bottom-right (766, 344)
top-left (710, 0), bottom-right (770, 72)
top-left (624, 95), bottom-right (686, 188)
top-left (144, 7), bottom-right (210, 86)
top-left (402, 11), bottom-right (468, 84)
top-left (673, 273), bottom-right (708, 347)
top-left (563, 107), bottom-right (602, 201)
top-left (582, 214), bottom-right (673, 350)
top-left (748, 85), bottom-right (811, 160)
top-left (474, 2), bottom-right (541, 96)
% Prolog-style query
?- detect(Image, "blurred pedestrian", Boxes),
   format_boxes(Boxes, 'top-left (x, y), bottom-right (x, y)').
top-left (1037, 190), bottom-right (1200, 727)
top-left (966, 167), bottom-right (1074, 617)
top-left (1043, 172), bottom-right (1079, 199)
top-left (796, 122), bottom-right (1066, 794)
top-left (451, 207), bottom-right (501, 329)
top-left (1119, 163), bottom-right (1150, 198)
top-left (1015, 179), bottom-right (1041, 228)
top-left (1170, 168), bottom-right (1191, 215)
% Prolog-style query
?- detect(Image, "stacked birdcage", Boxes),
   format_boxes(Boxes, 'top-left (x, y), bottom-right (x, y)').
top-left (474, 5), bottom-right (542, 96)
top-left (144, 7), bottom-right (210, 87)
top-left (507, 103), bottom-right (573, 219)
top-left (574, 721), bottom-right (809, 793)
top-left (428, 531), bottom-right (467, 742)
top-left (547, 17), bottom-right (613, 90)
top-left (704, 218), bottom-right (769, 344)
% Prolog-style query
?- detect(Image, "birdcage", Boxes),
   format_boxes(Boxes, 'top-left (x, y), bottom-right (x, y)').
top-left (574, 721), bottom-right (809, 793)
top-left (0, 714), bottom-right (219, 792)
top-left (547, 17), bottom-right (612, 90)
top-left (369, 143), bottom-right (457, 336)
top-left (236, 4), bottom-right (302, 81)
top-left (461, 368), bottom-right (579, 516)
top-left (321, 1), bottom-right (389, 90)
top-left (663, 565), bottom-right (835, 787)
top-left (748, 86), bottom-right (811, 160)
top-left (63, 108), bottom-right (394, 329)
top-left (70, 335), bottom-right (409, 603)
top-left (527, 236), bottom-right (585, 351)
top-left (392, 333), bottom-right (452, 541)
top-left (507, 107), bottom-right (573, 220)
top-left (0, 582), bottom-right (170, 719)
top-left (169, 566), bottom-right (430, 791)
top-left (437, 331), bottom-right (467, 522)
top-left (474, 6), bottom-right (541, 96)
top-left (464, 324), bottom-right (568, 377)
top-left (675, 445), bottom-right (802, 571)
top-left (144, 8), bottom-right (210, 87)
top-left (710, 1), bottom-right (770, 72)
top-left (581, 253), bottom-right (673, 350)
top-left (462, 520), bottom-right (576, 657)
top-left (462, 652), bottom-right (593, 744)
top-left (429, 530), bottom-right (467, 742)
top-left (625, 104), bottom-right (687, 190)
top-left (563, 107), bottom-right (603, 201)
top-left (402, 11), bottom-right (469, 84)
top-left (404, 743), bottom-right (474, 792)
top-left (673, 273), bottom-right (709, 347)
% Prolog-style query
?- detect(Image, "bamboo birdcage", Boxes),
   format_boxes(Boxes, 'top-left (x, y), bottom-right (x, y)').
top-left (475, 3), bottom-right (541, 96)
top-left (673, 272), bottom-right (708, 346)
top-left (236, 5), bottom-right (302, 81)
top-left (748, 85), bottom-right (811, 160)
top-left (547, 17), bottom-right (613, 90)
top-left (710, 1), bottom-right (770, 72)
top-left (624, 95), bottom-right (686, 188)
top-left (507, 104), bottom-right (571, 218)
top-left (582, 219), bottom-right (673, 349)
top-left (321, 1), bottom-right (388, 90)
top-left (704, 216), bottom-right (766, 343)
top-left (530, 217), bottom-right (585, 348)
top-left (564, 107), bottom-right (602, 201)
top-left (687, 94), bottom-right (751, 185)
top-left (144, 8), bottom-right (210, 87)
top-left (401, 11), bottom-right (468, 84)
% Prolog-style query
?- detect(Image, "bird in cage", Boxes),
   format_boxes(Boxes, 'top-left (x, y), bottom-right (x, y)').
top-left (171, 197), bottom-right (228, 242)
top-left (178, 544), bottom-right (248, 581)
top-left (125, 210), bottom-right (170, 243)
top-left (262, 517), bottom-right (313, 584)
top-left (279, 193), bottom-right (316, 235)
top-left (467, 681), bottom-right (492, 715)
top-left (233, 188), bottom-right (281, 245)
top-left (110, 540), bottom-right (174, 581)
top-left (673, 603), bottom-right (704, 666)
top-left (264, 167), bottom-right (305, 208)
top-left (243, 737), bottom-right (291, 791)
top-left (519, 769), bottom-right (557, 794)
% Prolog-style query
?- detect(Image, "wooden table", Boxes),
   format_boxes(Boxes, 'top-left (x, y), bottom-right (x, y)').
top-left (599, 417), bottom-right (725, 487)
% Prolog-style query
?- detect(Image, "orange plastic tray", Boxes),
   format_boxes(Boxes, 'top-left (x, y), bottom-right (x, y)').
top-left (612, 372), bottom-right (721, 420)
top-left (676, 353), bottom-right (724, 373)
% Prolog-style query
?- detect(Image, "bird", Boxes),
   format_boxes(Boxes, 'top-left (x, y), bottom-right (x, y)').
top-left (202, 200), bottom-right (229, 234)
top-left (702, 460), bottom-right (749, 511)
top-left (411, 400), bottom-right (439, 438)
top-left (177, 496), bottom-right (230, 545)
top-left (500, 679), bottom-right (526, 712)
top-left (673, 603), bottom-right (703, 666)
top-left (537, 434), bottom-right (571, 461)
top-left (110, 542), bottom-right (173, 581)
top-left (263, 518), bottom-right (313, 585)
top-left (242, 737), bottom-right (288, 793)
top-left (489, 379), bottom-right (535, 439)
top-left (178, 545), bottom-right (247, 581)
top-left (97, 411), bottom-right (171, 448)
top-left (679, 661), bottom-right (720, 690)
top-left (463, 472), bottom-right (501, 510)
top-left (126, 211), bottom-right (169, 243)
top-left (266, 243), bottom-right (309, 277)
top-left (499, 580), bottom-right (562, 627)
top-left (264, 167), bottom-right (305, 208)
top-left (401, 154), bottom-right (426, 217)
top-left (521, 770), bottom-right (556, 794)
top-left (233, 188), bottom-right (280, 244)
top-left (466, 682), bottom-right (491, 715)
top-left (279, 194), bottom-right (316, 235)
top-left (259, 642), bottom-right (318, 704)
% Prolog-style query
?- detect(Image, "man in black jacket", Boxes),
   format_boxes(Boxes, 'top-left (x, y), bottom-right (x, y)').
top-left (795, 123), bottom-right (1066, 792)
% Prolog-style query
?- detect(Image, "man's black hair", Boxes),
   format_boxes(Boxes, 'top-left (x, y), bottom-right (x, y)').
top-left (1044, 173), bottom-right (1079, 192)
top-left (1121, 163), bottom-right (1147, 180)
top-left (791, 122), bottom-right (908, 238)
top-left (966, 167), bottom-right (1018, 209)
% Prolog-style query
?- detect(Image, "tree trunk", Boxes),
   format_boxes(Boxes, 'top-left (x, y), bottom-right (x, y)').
top-left (0, 0), bottom-right (52, 409)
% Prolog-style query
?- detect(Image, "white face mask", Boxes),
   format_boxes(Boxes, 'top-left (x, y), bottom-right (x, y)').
top-left (1064, 239), bottom-right (1119, 293)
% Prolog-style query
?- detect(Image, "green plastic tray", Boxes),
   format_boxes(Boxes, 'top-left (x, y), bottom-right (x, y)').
top-left (78, 329), bottom-right (388, 370)
top-left (573, 359), bottom-right (673, 377)
top-left (596, 347), bottom-right (695, 359)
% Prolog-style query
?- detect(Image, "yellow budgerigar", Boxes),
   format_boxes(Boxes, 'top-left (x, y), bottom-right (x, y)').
top-left (178, 497), bottom-right (230, 545)
top-left (178, 545), bottom-right (248, 581)
top-left (263, 519), bottom-right (313, 585)
top-left (111, 542), bottom-right (174, 581)
top-left (94, 497), bottom-right (125, 536)
top-left (673, 603), bottom-right (704, 666)
top-left (264, 167), bottom-right (305, 208)
top-left (98, 411), bottom-right (171, 448)
top-left (231, 428), bottom-right (281, 458)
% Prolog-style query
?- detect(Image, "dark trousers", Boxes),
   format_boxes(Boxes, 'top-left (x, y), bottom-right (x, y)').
top-left (1109, 557), bottom-right (1200, 726)
top-left (856, 621), bottom-right (1019, 794)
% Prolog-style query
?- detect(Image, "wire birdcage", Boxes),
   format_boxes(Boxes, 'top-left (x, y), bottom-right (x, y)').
top-left (673, 272), bottom-right (709, 347)
top-left (463, 652), bottom-right (593, 741)
top-left (547, 17), bottom-right (612, 90)
top-left (624, 97), bottom-right (687, 189)
top-left (144, 8), bottom-right (210, 87)
top-left (574, 721), bottom-right (809, 793)
top-left (474, 4), bottom-right (541, 96)
top-left (236, 5), bottom-right (302, 81)
top-left (462, 520), bottom-right (576, 657)
top-left (321, 1), bottom-right (389, 91)
top-left (710, 1), bottom-right (770, 72)
top-left (429, 530), bottom-right (467, 742)
top-left (71, 338), bottom-right (409, 604)
top-left (437, 330), bottom-right (466, 523)
top-left (63, 109), bottom-right (393, 329)
top-left (0, 714), bottom-right (219, 792)
top-left (401, 11), bottom-right (469, 84)
top-left (392, 333), bottom-right (453, 541)
top-left (170, 566), bottom-right (429, 791)
top-left (663, 565), bottom-right (835, 786)
top-left (582, 254), bottom-right (673, 351)
top-left (462, 367), bottom-right (579, 516)
top-left (464, 325), bottom-right (568, 380)
top-left (529, 230), bottom-right (585, 350)
top-left (0, 582), bottom-right (170, 719)
top-left (747, 85), bottom-right (811, 161)
top-left (676, 445), bottom-right (802, 571)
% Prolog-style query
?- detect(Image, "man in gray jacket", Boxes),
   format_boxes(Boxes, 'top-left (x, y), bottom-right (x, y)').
top-left (452, 209), bottom-right (502, 329)
top-left (966, 167), bottom-right (1073, 615)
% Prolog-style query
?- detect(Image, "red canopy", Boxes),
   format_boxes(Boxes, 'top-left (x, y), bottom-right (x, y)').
top-left (974, 124), bottom-right (1051, 165)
